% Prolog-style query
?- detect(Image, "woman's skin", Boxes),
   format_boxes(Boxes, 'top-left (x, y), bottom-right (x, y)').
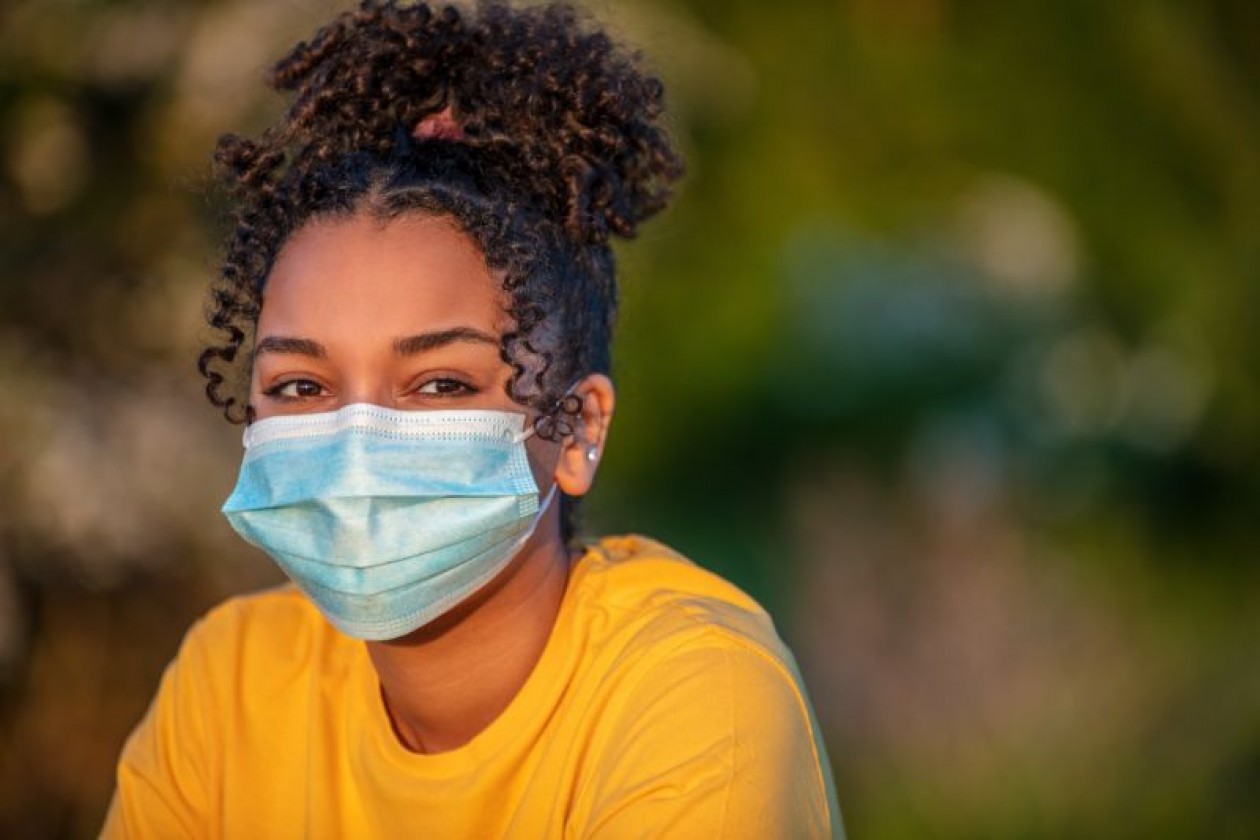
top-left (250, 212), bottom-right (615, 753)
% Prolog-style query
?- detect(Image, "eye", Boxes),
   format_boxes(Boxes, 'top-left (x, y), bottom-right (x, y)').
top-left (416, 377), bottom-right (474, 397)
top-left (264, 379), bottom-right (326, 400)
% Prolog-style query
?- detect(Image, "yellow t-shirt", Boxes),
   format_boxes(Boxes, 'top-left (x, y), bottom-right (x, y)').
top-left (104, 535), bottom-right (843, 838)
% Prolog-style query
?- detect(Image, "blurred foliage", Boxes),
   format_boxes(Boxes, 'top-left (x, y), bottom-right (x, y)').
top-left (1, 0), bottom-right (1258, 837)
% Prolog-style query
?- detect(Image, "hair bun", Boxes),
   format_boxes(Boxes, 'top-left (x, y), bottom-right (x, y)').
top-left (257, 0), bottom-right (683, 246)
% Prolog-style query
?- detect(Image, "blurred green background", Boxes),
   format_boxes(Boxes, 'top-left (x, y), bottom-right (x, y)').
top-left (1, 0), bottom-right (1258, 836)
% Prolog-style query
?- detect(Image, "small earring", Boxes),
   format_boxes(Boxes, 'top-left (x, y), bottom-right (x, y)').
top-left (586, 447), bottom-right (599, 462)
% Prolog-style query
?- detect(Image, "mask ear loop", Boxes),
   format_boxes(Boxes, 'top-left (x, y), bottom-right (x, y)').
top-left (511, 381), bottom-right (587, 525)
top-left (518, 380), bottom-right (585, 443)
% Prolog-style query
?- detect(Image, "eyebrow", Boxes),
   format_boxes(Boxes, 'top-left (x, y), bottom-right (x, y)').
top-left (254, 336), bottom-right (326, 358)
top-left (252, 328), bottom-right (499, 360)
top-left (392, 327), bottom-right (499, 356)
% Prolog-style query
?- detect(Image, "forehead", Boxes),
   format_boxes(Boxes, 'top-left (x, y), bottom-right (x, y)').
top-left (258, 213), bottom-right (506, 339)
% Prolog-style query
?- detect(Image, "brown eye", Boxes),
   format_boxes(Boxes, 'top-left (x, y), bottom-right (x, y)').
top-left (417, 377), bottom-right (473, 396)
top-left (267, 379), bottom-right (326, 399)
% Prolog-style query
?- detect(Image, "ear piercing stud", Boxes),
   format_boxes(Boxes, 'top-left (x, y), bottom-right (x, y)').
top-left (586, 447), bottom-right (599, 462)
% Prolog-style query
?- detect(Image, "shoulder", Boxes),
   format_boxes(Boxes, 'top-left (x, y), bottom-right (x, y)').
top-left (565, 536), bottom-right (840, 837)
top-left (191, 582), bottom-right (320, 640)
top-left (572, 534), bottom-right (796, 669)
top-left (105, 587), bottom-right (342, 836)
top-left (177, 583), bottom-right (347, 689)
top-left (573, 533), bottom-right (808, 710)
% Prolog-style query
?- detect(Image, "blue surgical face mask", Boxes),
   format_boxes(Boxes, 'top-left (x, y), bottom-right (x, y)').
top-left (221, 403), bottom-right (556, 641)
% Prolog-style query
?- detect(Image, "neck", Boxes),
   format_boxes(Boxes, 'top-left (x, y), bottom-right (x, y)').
top-left (365, 529), bottom-right (572, 754)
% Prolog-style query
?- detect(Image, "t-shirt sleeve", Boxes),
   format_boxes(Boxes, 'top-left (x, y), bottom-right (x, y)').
top-left (577, 630), bottom-right (842, 840)
top-left (101, 613), bottom-right (223, 839)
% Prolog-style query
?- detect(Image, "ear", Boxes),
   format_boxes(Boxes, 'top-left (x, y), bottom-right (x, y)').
top-left (553, 374), bottom-right (615, 497)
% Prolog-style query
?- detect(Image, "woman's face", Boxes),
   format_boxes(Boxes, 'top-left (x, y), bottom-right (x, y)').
top-left (249, 209), bottom-right (613, 503)
top-left (251, 212), bottom-right (563, 487)
top-left (251, 212), bottom-right (518, 421)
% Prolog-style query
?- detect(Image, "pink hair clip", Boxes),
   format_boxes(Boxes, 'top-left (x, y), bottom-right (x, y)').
top-left (412, 106), bottom-right (465, 142)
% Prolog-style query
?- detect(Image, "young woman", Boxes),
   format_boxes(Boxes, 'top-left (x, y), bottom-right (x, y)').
top-left (105, 2), bottom-right (842, 836)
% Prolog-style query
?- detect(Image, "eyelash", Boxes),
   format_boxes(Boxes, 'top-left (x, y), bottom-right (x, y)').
top-left (415, 377), bottom-right (476, 397)
top-left (262, 379), bottom-right (326, 402)
top-left (261, 376), bottom-right (477, 401)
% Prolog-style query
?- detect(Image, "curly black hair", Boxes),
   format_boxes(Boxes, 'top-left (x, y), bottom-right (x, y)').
top-left (197, 0), bottom-right (683, 541)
